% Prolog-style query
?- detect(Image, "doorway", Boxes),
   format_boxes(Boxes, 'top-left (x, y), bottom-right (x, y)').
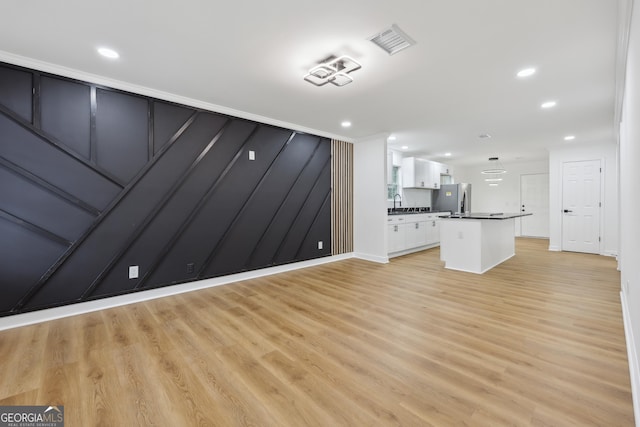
top-left (561, 160), bottom-right (601, 254)
top-left (520, 173), bottom-right (549, 237)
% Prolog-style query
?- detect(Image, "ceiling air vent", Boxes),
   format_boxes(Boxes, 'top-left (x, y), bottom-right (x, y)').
top-left (369, 24), bottom-right (416, 55)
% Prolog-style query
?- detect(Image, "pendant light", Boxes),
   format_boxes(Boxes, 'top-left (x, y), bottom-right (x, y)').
top-left (481, 157), bottom-right (506, 183)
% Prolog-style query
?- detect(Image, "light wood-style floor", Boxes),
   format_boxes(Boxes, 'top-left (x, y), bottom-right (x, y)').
top-left (0, 238), bottom-right (633, 426)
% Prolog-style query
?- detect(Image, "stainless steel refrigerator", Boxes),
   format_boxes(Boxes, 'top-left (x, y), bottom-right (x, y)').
top-left (432, 183), bottom-right (471, 214)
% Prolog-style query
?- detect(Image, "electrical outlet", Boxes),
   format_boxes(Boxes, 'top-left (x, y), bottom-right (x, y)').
top-left (186, 262), bottom-right (195, 274)
top-left (249, 150), bottom-right (255, 161)
top-left (128, 265), bottom-right (139, 279)
top-left (318, 241), bottom-right (323, 250)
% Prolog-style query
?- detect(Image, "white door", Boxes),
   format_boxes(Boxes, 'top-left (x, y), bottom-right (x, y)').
top-left (520, 174), bottom-right (549, 237)
top-left (561, 160), bottom-right (601, 253)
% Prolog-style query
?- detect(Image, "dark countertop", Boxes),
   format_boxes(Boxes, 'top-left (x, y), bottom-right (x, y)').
top-left (388, 208), bottom-right (447, 216)
top-left (439, 212), bottom-right (533, 220)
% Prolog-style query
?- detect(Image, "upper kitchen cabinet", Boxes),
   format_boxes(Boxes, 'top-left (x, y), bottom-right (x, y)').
top-left (439, 163), bottom-right (453, 176)
top-left (402, 157), bottom-right (453, 189)
top-left (403, 157), bottom-right (447, 189)
top-left (402, 157), bottom-right (428, 188)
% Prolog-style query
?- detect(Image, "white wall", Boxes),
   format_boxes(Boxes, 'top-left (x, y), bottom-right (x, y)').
top-left (354, 134), bottom-right (389, 263)
top-left (548, 143), bottom-right (619, 255)
top-left (454, 159), bottom-right (549, 236)
top-left (620, 0), bottom-right (640, 422)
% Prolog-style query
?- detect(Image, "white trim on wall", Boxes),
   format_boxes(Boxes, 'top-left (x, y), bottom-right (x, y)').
top-left (622, 289), bottom-right (640, 425)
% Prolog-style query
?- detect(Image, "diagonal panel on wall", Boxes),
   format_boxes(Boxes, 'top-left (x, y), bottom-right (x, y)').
top-left (95, 89), bottom-right (149, 183)
top-left (153, 101), bottom-right (196, 155)
top-left (272, 160), bottom-right (332, 265)
top-left (86, 116), bottom-right (259, 298)
top-left (248, 142), bottom-right (332, 269)
top-left (0, 165), bottom-right (96, 242)
top-left (142, 124), bottom-right (295, 287)
top-left (204, 133), bottom-right (330, 276)
top-left (21, 112), bottom-right (227, 311)
top-left (0, 214), bottom-right (68, 313)
top-left (0, 111), bottom-right (122, 211)
top-left (0, 61), bottom-right (333, 317)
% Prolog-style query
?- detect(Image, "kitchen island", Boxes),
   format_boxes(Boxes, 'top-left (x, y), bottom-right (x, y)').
top-left (439, 212), bottom-right (532, 274)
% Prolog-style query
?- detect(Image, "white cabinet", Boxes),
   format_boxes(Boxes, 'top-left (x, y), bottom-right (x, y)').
top-left (428, 161), bottom-right (441, 189)
top-left (402, 157), bottom-right (430, 188)
top-left (406, 220), bottom-right (428, 248)
top-left (388, 216), bottom-right (407, 253)
top-left (402, 157), bottom-right (451, 189)
top-left (426, 216), bottom-right (441, 244)
top-left (388, 213), bottom-right (441, 255)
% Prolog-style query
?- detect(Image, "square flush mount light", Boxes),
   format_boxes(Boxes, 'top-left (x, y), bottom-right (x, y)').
top-left (304, 55), bottom-right (361, 87)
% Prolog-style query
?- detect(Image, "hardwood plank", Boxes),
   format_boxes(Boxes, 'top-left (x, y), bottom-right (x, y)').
top-left (0, 238), bottom-right (633, 425)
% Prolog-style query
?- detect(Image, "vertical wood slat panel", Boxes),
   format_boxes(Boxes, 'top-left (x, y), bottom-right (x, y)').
top-left (331, 139), bottom-right (353, 254)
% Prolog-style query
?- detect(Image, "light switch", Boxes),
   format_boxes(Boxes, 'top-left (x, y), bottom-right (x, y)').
top-left (249, 150), bottom-right (255, 160)
top-left (129, 265), bottom-right (139, 279)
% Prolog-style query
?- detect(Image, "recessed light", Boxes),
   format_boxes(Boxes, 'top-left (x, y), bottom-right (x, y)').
top-left (517, 68), bottom-right (536, 78)
top-left (388, 136), bottom-right (396, 141)
top-left (541, 101), bottom-right (557, 109)
top-left (444, 152), bottom-right (452, 157)
top-left (401, 146), bottom-right (409, 150)
top-left (564, 135), bottom-right (576, 141)
top-left (97, 47), bottom-right (119, 59)
top-left (478, 133), bottom-right (492, 139)
top-left (341, 121), bottom-right (351, 128)
top-left (489, 183), bottom-right (499, 187)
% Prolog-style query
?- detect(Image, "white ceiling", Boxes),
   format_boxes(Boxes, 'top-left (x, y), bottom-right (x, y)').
top-left (0, 0), bottom-right (624, 166)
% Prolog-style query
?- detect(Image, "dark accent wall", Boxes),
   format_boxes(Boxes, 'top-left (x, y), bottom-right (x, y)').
top-left (0, 62), bottom-right (332, 316)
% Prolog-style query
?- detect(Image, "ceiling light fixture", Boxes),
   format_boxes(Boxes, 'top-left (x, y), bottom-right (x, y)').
top-left (341, 121), bottom-right (352, 128)
top-left (444, 152), bottom-right (452, 157)
top-left (489, 183), bottom-right (499, 187)
top-left (97, 47), bottom-right (119, 59)
top-left (541, 101), bottom-right (557, 109)
top-left (304, 55), bottom-right (361, 87)
top-left (517, 68), bottom-right (536, 77)
top-left (564, 135), bottom-right (576, 141)
top-left (478, 133), bottom-right (492, 139)
top-left (401, 146), bottom-right (409, 150)
top-left (388, 136), bottom-right (397, 141)
top-left (482, 157), bottom-right (507, 184)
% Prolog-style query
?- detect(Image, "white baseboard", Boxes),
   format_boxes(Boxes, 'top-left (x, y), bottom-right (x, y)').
top-left (353, 252), bottom-right (389, 264)
top-left (548, 245), bottom-right (562, 251)
top-left (388, 243), bottom-right (439, 259)
top-left (621, 290), bottom-right (640, 426)
top-left (0, 253), bottom-right (354, 332)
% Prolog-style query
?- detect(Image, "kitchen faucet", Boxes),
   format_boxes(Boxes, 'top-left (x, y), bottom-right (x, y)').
top-left (393, 193), bottom-right (402, 211)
